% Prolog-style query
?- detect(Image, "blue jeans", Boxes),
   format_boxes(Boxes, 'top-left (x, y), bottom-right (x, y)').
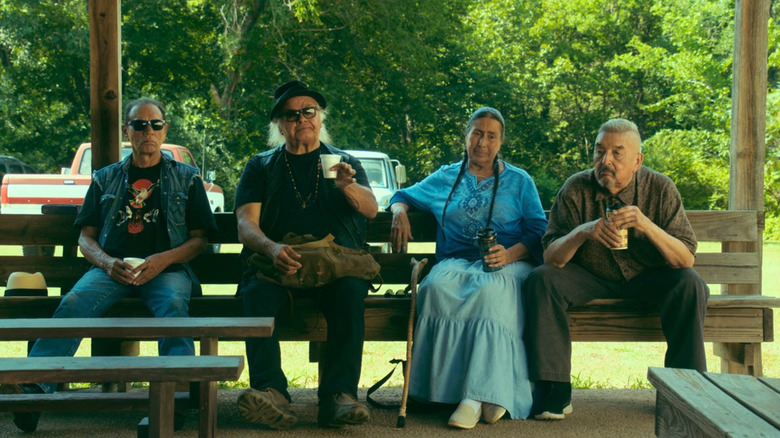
top-left (28, 267), bottom-right (195, 393)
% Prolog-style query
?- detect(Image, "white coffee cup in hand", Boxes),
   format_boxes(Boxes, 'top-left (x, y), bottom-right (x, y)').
top-left (123, 257), bottom-right (145, 278)
top-left (320, 154), bottom-right (341, 179)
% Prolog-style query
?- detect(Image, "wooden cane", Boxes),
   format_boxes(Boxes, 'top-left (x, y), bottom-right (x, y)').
top-left (396, 257), bottom-right (428, 428)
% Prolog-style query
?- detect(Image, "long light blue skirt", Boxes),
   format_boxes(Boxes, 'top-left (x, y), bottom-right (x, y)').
top-left (408, 258), bottom-right (534, 419)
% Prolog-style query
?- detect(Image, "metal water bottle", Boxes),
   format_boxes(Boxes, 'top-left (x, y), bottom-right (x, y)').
top-left (476, 227), bottom-right (501, 272)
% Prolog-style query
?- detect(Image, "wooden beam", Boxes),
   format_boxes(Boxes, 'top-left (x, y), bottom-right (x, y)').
top-left (726, 0), bottom-right (769, 297)
top-left (89, 0), bottom-right (122, 171)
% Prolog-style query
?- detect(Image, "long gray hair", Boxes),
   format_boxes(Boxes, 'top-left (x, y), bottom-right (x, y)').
top-left (266, 109), bottom-right (332, 146)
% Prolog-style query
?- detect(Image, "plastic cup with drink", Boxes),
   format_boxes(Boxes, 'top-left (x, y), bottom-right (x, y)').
top-left (320, 154), bottom-right (341, 179)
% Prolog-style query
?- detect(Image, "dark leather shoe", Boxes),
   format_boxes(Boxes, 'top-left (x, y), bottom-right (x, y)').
top-left (1, 383), bottom-right (43, 432)
top-left (317, 393), bottom-right (370, 428)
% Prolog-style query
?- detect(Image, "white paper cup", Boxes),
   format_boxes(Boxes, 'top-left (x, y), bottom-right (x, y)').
top-left (320, 154), bottom-right (341, 179)
top-left (123, 257), bottom-right (145, 277)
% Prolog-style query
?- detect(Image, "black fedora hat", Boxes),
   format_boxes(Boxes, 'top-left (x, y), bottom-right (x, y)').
top-left (269, 80), bottom-right (327, 121)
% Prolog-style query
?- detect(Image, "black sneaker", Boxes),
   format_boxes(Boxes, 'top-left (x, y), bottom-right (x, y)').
top-left (1, 383), bottom-right (43, 432)
top-left (534, 381), bottom-right (573, 420)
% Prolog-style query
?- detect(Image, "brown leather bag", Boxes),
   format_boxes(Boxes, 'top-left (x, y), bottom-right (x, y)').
top-left (248, 233), bottom-right (381, 289)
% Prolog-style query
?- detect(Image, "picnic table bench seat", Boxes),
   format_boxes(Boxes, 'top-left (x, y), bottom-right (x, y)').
top-left (0, 317), bottom-right (271, 437)
top-left (0, 355), bottom-right (244, 438)
top-left (0, 209), bottom-right (777, 377)
top-left (647, 366), bottom-right (780, 437)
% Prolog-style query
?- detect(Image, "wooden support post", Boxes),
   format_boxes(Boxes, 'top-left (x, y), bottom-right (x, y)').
top-left (713, 342), bottom-right (761, 377)
top-left (89, 0), bottom-right (122, 171)
top-left (727, 0), bottom-right (769, 287)
top-left (718, 0), bottom-right (770, 376)
top-left (149, 381), bottom-right (175, 438)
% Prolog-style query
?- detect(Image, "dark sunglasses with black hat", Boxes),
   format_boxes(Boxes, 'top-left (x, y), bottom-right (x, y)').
top-left (269, 80), bottom-right (327, 121)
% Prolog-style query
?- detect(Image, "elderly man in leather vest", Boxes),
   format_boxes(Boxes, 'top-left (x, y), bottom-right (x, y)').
top-left (234, 80), bottom-right (378, 430)
top-left (1, 97), bottom-right (217, 433)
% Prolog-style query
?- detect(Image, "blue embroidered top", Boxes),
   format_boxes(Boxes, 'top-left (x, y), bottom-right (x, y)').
top-left (389, 161), bottom-right (547, 264)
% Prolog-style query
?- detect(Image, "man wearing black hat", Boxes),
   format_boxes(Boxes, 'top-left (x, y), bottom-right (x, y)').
top-left (234, 80), bottom-right (378, 429)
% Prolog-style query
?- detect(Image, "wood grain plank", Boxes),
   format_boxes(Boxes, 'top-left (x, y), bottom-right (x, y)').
top-left (0, 214), bottom-right (79, 245)
top-left (0, 317), bottom-right (273, 340)
top-left (686, 210), bottom-right (757, 242)
top-left (705, 372), bottom-right (780, 430)
top-left (0, 295), bottom-right (773, 343)
top-left (647, 367), bottom-right (778, 437)
top-left (0, 356), bottom-right (244, 384)
top-left (759, 377), bottom-right (780, 395)
top-left (0, 391), bottom-right (190, 413)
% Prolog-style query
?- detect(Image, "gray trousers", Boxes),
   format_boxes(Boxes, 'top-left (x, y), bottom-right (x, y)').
top-left (524, 264), bottom-right (709, 382)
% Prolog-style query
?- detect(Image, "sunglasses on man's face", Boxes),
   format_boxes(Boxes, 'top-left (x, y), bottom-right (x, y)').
top-left (281, 106), bottom-right (319, 122)
top-left (126, 119), bottom-right (167, 131)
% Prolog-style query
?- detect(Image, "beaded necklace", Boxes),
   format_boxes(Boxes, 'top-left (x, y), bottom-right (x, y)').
top-left (283, 150), bottom-right (320, 210)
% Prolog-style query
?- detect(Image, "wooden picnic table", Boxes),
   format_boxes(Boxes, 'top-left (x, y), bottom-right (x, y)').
top-left (647, 366), bottom-right (780, 437)
top-left (0, 355), bottom-right (244, 438)
top-left (0, 316), bottom-right (274, 355)
top-left (0, 317), bottom-right (272, 438)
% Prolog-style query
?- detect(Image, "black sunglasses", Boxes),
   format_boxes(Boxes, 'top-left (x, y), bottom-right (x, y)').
top-left (281, 106), bottom-right (319, 122)
top-left (126, 119), bottom-right (167, 131)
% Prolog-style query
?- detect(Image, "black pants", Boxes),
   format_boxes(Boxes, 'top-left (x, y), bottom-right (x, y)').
top-left (524, 264), bottom-right (709, 382)
top-left (240, 275), bottom-right (368, 401)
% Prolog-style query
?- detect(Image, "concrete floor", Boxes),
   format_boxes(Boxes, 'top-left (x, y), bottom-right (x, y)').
top-left (0, 387), bottom-right (657, 438)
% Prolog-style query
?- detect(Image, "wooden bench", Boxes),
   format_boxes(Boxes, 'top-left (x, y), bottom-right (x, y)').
top-left (0, 209), bottom-right (778, 376)
top-left (0, 317), bottom-right (271, 438)
top-left (0, 355), bottom-right (244, 438)
top-left (647, 366), bottom-right (780, 437)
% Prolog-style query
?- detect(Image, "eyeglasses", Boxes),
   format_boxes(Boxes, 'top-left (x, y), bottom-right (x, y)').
top-left (126, 119), bottom-right (167, 131)
top-left (281, 106), bottom-right (319, 122)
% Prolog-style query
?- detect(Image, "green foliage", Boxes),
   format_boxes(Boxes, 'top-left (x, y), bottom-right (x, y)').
top-left (0, 0), bottom-right (776, 226)
top-left (764, 88), bottom-right (780, 240)
top-left (0, 0), bottom-right (90, 171)
top-left (642, 129), bottom-right (730, 210)
top-left (627, 377), bottom-right (654, 389)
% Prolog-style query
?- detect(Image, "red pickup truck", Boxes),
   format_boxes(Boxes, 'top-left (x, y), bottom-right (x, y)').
top-left (1, 143), bottom-right (225, 255)
top-left (1, 143), bottom-right (224, 215)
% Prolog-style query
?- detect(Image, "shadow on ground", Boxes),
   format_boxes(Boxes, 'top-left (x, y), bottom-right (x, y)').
top-left (0, 387), bottom-right (656, 438)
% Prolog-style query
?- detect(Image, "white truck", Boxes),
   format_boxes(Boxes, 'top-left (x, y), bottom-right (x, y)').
top-left (345, 150), bottom-right (406, 210)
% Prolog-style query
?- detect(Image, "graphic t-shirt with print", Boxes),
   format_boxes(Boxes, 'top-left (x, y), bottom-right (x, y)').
top-left (112, 163), bottom-right (166, 258)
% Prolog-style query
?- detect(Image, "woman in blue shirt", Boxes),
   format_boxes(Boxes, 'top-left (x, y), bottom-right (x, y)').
top-left (389, 107), bottom-right (547, 429)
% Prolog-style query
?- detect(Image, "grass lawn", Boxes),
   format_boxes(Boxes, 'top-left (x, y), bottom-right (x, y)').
top-left (1, 242), bottom-right (777, 390)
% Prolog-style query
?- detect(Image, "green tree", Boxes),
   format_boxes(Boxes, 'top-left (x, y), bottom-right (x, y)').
top-left (0, 0), bottom-right (771, 227)
top-left (0, 0), bottom-right (91, 171)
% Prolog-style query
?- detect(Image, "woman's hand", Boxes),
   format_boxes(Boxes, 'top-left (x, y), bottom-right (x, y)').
top-left (483, 244), bottom-right (510, 269)
top-left (390, 206), bottom-right (413, 253)
top-left (484, 242), bottom-right (531, 269)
